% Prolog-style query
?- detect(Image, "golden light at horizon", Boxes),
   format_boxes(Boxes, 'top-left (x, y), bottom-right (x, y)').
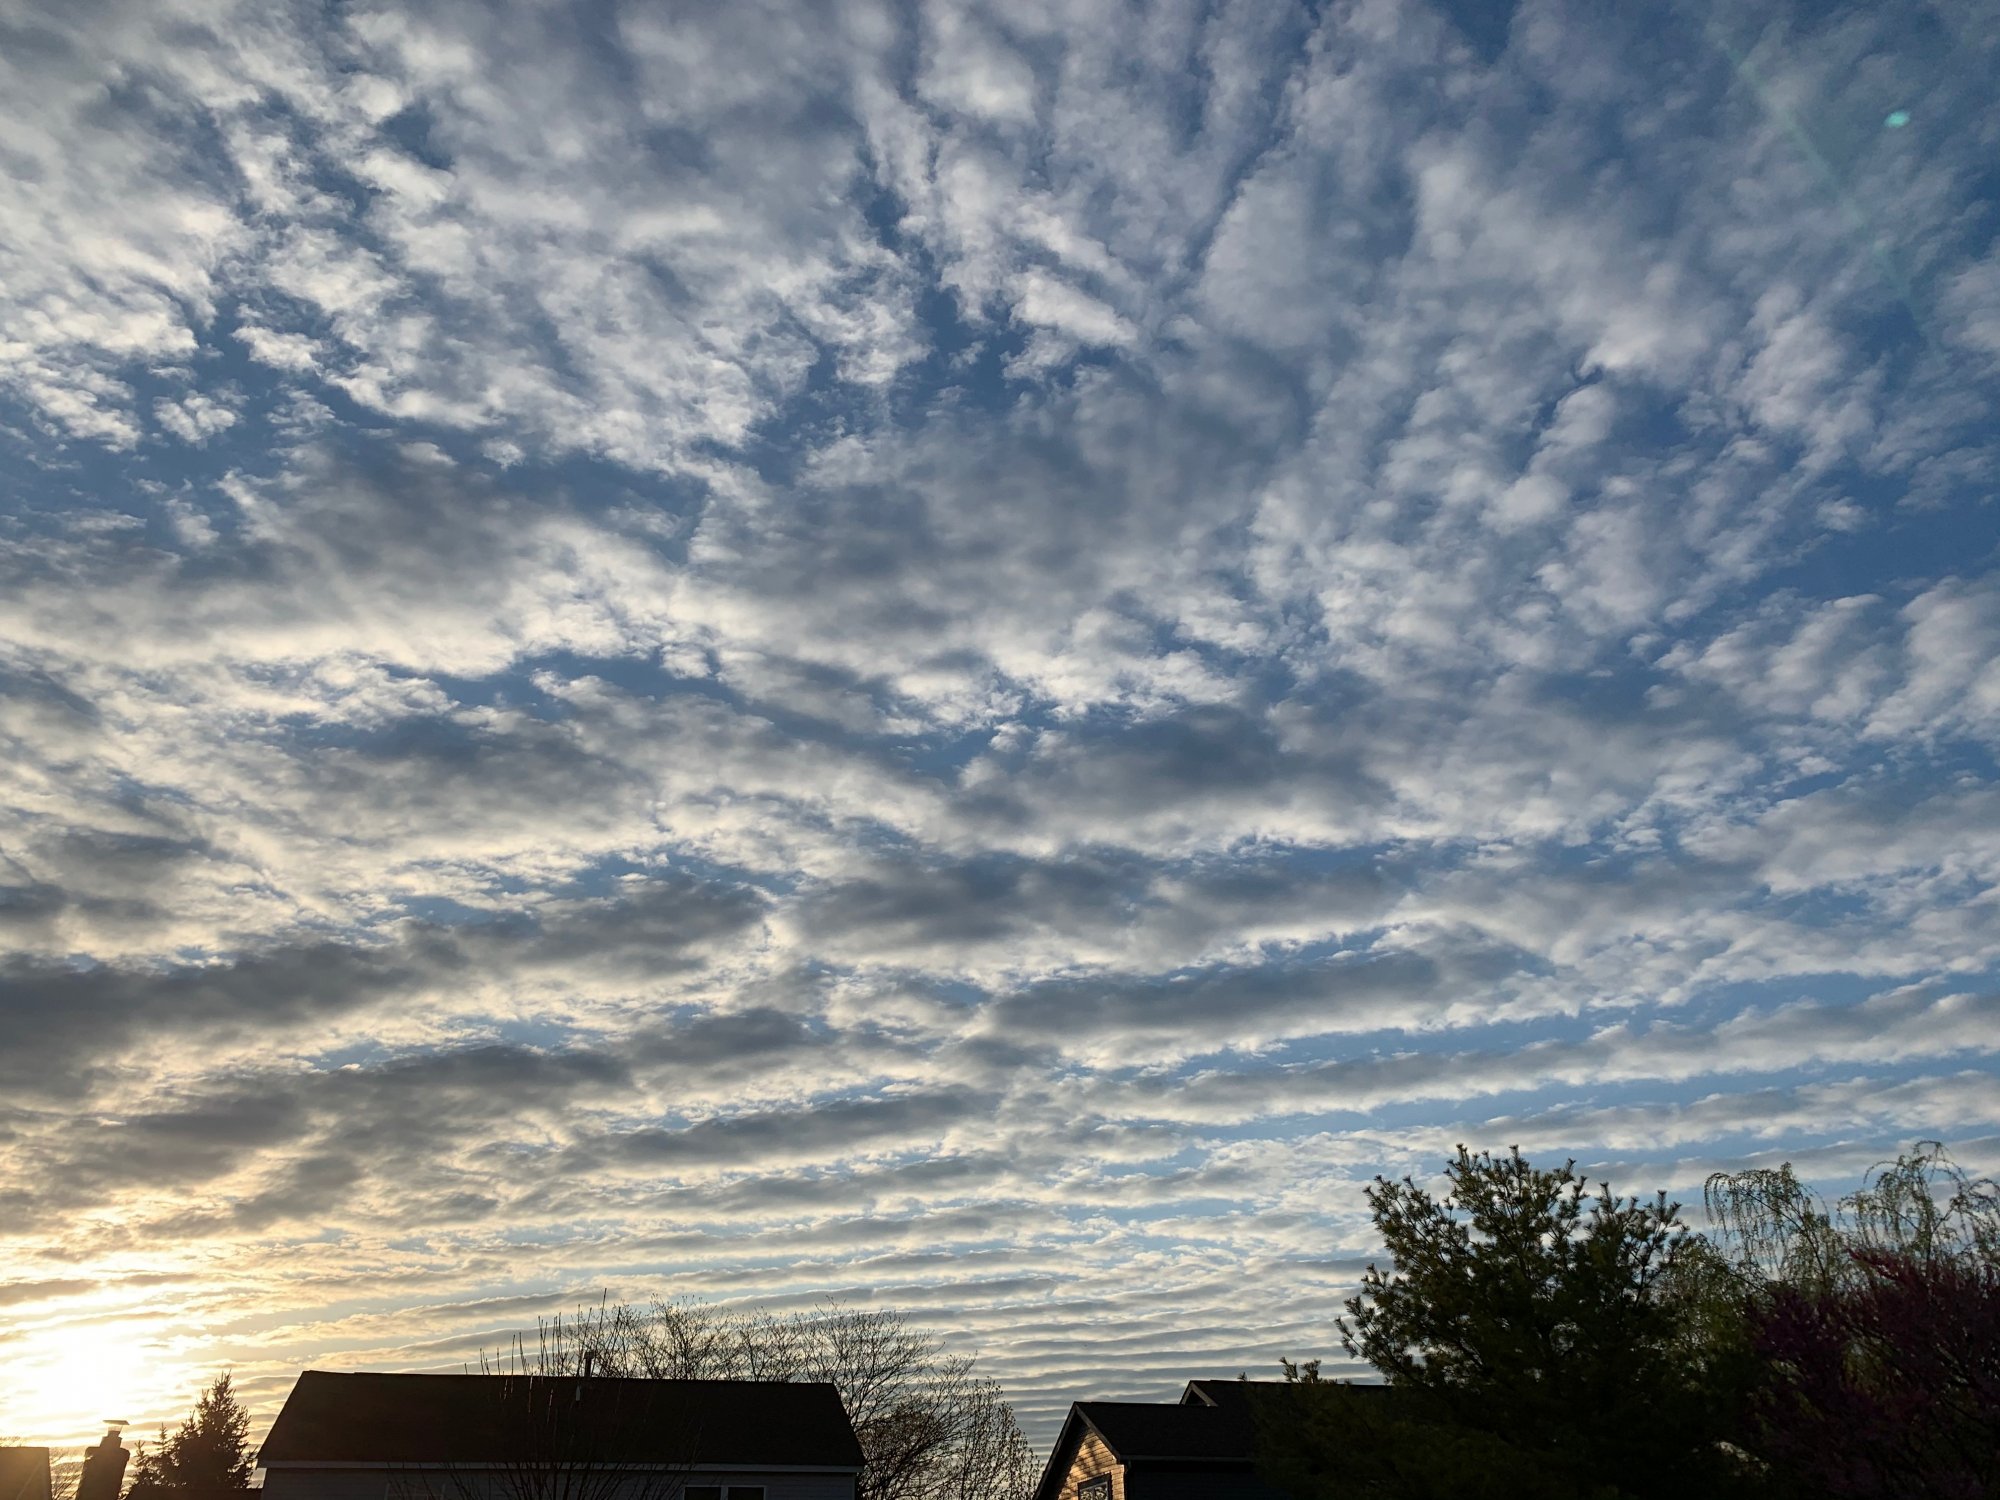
top-left (4, 1322), bottom-right (191, 1447)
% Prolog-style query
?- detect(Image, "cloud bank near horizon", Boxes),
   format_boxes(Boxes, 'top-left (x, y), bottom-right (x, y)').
top-left (3, 0), bottom-right (1998, 1447)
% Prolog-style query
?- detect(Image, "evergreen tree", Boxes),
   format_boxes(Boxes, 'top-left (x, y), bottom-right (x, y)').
top-left (1263, 1147), bottom-right (1750, 1500)
top-left (125, 1373), bottom-right (252, 1497)
top-left (1259, 1141), bottom-right (2000, 1500)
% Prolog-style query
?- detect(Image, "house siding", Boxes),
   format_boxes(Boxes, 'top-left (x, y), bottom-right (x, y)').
top-left (1046, 1432), bottom-right (1123, 1500)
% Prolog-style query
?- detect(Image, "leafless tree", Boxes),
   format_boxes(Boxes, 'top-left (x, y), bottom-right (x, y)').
top-left (483, 1301), bottom-right (1035, 1500)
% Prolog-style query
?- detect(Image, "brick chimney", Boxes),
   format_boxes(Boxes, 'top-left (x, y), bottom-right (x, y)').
top-left (76, 1424), bottom-right (128, 1500)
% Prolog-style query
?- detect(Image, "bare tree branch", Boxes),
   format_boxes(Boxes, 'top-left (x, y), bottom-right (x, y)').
top-left (481, 1300), bottom-right (1034, 1500)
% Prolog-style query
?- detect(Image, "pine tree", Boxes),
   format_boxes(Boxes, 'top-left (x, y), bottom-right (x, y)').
top-left (1282, 1146), bottom-right (1749, 1499)
top-left (125, 1373), bottom-right (252, 1497)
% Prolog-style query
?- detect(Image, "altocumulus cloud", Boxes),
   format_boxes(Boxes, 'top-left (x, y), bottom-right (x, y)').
top-left (1, 0), bottom-right (1998, 1450)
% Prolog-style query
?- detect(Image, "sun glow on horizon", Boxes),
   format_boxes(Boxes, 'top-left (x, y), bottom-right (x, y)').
top-left (7, 1323), bottom-right (190, 1447)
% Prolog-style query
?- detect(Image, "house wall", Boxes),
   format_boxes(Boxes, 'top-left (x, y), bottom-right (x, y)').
top-left (0, 1447), bottom-right (55, 1500)
top-left (262, 1468), bottom-right (854, 1500)
top-left (1047, 1432), bottom-right (1123, 1500)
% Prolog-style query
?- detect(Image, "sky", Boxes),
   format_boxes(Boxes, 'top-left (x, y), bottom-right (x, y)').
top-left (2, 0), bottom-right (1999, 1455)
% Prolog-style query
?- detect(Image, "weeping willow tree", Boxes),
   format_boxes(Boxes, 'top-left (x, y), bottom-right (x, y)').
top-left (1844, 1141), bottom-right (2000, 1267)
top-left (1695, 1143), bottom-right (2000, 1499)
top-left (1701, 1140), bottom-right (2000, 1295)
top-left (1699, 1162), bottom-right (1848, 1294)
top-left (1642, 1142), bottom-right (2000, 1469)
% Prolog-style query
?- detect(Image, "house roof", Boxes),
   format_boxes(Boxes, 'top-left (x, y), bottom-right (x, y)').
top-left (1178, 1379), bottom-right (1284, 1411)
top-left (1032, 1397), bottom-right (1260, 1500)
top-left (1073, 1402), bottom-right (1256, 1462)
top-left (259, 1372), bottom-right (863, 1471)
top-left (1180, 1378), bottom-right (1390, 1412)
top-left (0, 1449), bottom-right (53, 1500)
top-left (1032, 1380), bottom-right (1396, 1500)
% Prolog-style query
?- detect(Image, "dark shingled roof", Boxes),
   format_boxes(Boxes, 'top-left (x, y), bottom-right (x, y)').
top-left (259, 1372), bottom-right (862, 1470)
top-left (1179, 1379), bottom-right (1280, 1411)
top-left (1033, 1380), bottom-right (1395, 1500)
top-left (1181, 1378), bottom-right (1390, 1413)
top-left (1074, 1402), bottom-right (1255, 1461)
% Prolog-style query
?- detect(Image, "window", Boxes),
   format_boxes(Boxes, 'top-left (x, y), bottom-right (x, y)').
top-left (686, 1489), bottom-right (721, 1500)
top-left (727, 1490), bottom-right (765, 1500)
top-left (1079, 1478), bottom-right (1112, 1500)
top-left (683, 1488), bottom-right (761, 1500)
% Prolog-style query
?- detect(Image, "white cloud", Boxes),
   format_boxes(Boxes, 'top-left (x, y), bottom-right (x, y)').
top-left (2, 0), bottom-right (1999, 1454)
top-left (154, 391), bottom-right (241, 445)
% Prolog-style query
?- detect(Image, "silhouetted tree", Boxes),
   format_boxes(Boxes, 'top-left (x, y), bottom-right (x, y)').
top-left (1264, 1147), bottom-right (1748, 1499)
top-left (485, 1299), bottom-right (1034, 1500)
top-left (1262, 1141), bottom-right (2000, 1498)
top-left (1748, 1251), bottom-right (2000, 1499)
top-left (125, 1374), bottom-right (252, 1499)
top-left (1702, 1142), bottom-right (2000, 1497)
top-left (1703, 1140), bottom-right (2000, 1295)
top-left (1253, 1359), bottom-right (1562, 1500)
